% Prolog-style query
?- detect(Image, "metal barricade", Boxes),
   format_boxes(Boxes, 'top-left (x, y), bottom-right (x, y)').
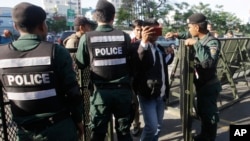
top-left (0, 86), bottom-right (17, 141)
top-left (169, 38), bottom-right (250, 141)
top-left (178, 41), bottom-right (195, 141)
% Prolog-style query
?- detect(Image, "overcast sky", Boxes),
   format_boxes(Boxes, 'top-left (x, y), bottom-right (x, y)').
top-left (2, 0), bottom-right (250, 23)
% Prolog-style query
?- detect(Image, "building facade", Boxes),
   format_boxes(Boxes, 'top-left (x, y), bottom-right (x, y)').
top-left (42, 0), bottom-right (81, 16)
top-left (0, 7), bottom-right (18, 35)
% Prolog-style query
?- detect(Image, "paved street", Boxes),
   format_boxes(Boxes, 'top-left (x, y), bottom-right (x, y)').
top-left (112, 81), bottom-right (250, 141)
top-left (111, 51), bottom-right (250, 141)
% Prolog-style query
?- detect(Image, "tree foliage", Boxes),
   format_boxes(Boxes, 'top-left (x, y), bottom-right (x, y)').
top-left (117, 0), bottom-right (172, 23)
top-left (115, 0), bottom-right (250, 35)
top-left (116, 7), bottom-right (131, 25)
top-left (47, 14), bottom-right (69, 33)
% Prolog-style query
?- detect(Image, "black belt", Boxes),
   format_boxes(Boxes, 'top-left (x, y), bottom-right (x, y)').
top-left (94, 83), bottom-right (130, 89)
top-left (19, 111), bottom-right (70, 131)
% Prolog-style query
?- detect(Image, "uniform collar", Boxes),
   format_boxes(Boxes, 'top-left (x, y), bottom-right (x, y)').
top-left (95, 24), bottom-right (114, 32)
top-left (199, 33), bottom-right (210, 44)
top-left (18, 34), bottom-right (44, 41)
top-left (12, 34), bottom-right (44, 51)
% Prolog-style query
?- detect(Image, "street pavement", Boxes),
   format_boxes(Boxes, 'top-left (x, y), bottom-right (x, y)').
top-left (113, 50), bottom-right (250, 141)
top-left (112, 81), bottom-right (250, 141)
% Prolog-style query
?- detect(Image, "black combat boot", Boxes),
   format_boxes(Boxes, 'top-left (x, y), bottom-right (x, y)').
top-left (193, 122), bottom-right (217, 141)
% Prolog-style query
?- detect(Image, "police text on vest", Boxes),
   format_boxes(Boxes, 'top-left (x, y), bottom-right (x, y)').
top-left (95, 47), bottom-right (122, 56)
top-left (6, 73), bottom-right (50, 86)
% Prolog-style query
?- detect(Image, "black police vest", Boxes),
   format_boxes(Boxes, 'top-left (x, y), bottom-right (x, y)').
top-left (86, 29), bottom-right (129, 80)
top-left (0, 42), bottom-right (64, 117)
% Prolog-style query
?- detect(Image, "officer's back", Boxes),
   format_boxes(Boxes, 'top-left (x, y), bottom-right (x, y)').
top-left (0, 2), bottom-right (83, 141)
top-left (75, 0), bottom-right (134, 141)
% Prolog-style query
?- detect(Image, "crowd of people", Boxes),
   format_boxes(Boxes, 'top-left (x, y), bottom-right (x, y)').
top-left (0, 0), bottom-right (225, 141)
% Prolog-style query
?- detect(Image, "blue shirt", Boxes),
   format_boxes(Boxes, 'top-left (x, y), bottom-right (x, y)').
top-left (0, 36), bottom-right (12, 44)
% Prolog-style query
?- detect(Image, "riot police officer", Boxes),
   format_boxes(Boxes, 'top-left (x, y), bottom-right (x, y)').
top-left (166, 13), bottom-right (221, 141)
top-left (76, 0), bottom-right (133, 141)
top-left (0, 2), bottom-right (83, 141)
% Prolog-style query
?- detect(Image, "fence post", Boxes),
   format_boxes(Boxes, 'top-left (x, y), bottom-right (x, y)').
top-left (0, 90), bottom-right (9, 141)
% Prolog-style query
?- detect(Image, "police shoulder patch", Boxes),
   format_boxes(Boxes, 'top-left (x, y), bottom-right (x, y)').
top-left (210, 46), bottom-right (217, 55)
